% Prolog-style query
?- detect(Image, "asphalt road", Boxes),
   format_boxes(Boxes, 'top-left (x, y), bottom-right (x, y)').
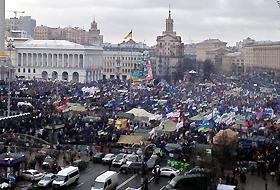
top-left (59, 162), bottom-right (168, 190)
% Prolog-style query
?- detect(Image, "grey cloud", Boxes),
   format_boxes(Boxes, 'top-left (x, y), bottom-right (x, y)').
top-left (6, 0), bottom-right (280, 45)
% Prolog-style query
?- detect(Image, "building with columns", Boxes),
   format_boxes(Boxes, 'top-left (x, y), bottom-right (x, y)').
top-left (244, 41), bottom-right (280, 73)
top-left (154, 9), bottom-right (184, 81)
top-left (15, 40), bottom-right (103, 83)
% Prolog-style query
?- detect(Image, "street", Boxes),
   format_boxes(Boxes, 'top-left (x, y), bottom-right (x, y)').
top-left (67, 163), bottom-right (169, 190)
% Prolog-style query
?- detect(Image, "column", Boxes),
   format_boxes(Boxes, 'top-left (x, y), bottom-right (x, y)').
top-left (68, 54), bottom-right (70, 68)
top-left (62, 54), bottom-right (64, 68)
top-left (78, 54), bottom-right (80, 68)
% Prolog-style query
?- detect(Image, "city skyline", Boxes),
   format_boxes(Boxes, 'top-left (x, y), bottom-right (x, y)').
top-left (6, 0), bottom-right (280, 46)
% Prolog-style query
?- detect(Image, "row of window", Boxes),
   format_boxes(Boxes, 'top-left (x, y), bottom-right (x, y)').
top-left (104, 56), bottom-right (137, 61)
top-left (104, 68), bottom-right (132, 73)
top-left (17, 68), bottom-right (36, 74)
top-left (104, 62), bottom-right (138, 67)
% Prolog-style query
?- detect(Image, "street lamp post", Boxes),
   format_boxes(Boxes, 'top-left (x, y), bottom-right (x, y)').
top-left (6, 39), bottom-right (14, 117)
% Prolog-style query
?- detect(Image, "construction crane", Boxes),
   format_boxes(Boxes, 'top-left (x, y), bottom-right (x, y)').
top-left (276, 0), bottom-right (280, 8)
top-left (8, 10), bottom-right (25, 18)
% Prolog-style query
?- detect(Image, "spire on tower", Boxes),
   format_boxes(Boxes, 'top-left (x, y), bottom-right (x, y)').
top-left (168, 4), bottom-right (171, 19)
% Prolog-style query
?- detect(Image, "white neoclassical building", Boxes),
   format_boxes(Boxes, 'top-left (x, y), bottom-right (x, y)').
top-left (15, 40), bottom-right (103, 83)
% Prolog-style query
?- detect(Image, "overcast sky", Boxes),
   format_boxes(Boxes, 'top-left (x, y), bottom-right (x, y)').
top-left (5, 0), bottom-right (280, 46)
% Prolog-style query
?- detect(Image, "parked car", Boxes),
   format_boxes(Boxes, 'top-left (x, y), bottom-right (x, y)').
top-left (92, 152), bottom-right (105, 163)
top-left (21, 170), bottom-right (44, 181)
top-left (112, 153), bottom-right (127, 167)
top-left (125, 153), bottom-right (139, 165)
top-left (120, 162), bottom-right (147, 175)
top-left (102, 154), bottom-right (115, 164)
top-left (42, 155), bottom-right (55, 170)
top-left (153, 167), bottom-right (180, 178)
top-left (163, 174), bottom-right (209, 190)
top-left (72, 160), bottom-right (89, 171)
top-left (37, 173), bottom-right (56, 188)
top-left (146, 154), bottom-right (160, 169)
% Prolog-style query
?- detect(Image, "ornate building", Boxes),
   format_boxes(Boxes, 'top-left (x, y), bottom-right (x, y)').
top-left (154, 9), bottom-right (184, 81)
top-left (15, 40), bottom-right (103, 83)
top-left (88, 19), bottom-right (103, 46)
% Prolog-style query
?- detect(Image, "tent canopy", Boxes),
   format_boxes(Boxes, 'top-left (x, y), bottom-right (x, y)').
top-left (126, 108), bottom-right (156, 121)
top-left (117, 135), bottom-right (145, 145)
top-left (155, 120), bottom-right (177, 133)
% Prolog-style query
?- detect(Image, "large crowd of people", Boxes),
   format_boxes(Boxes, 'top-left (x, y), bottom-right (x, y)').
top-left (0, 72), bottom-right (280, 188)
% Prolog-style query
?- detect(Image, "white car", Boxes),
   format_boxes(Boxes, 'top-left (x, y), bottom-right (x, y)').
top-left (22, 169), bottom-right (44, 181)
top-left (112, 153), bottom-right (127, 167)
top-left (125, 154), bottom-right (139, 165)
top-left (38, 173), bottom-right (56, 187)
top-left (153, 167), bottom-right (180, 178)
top-left (102, 154), bottom-right (115, 164)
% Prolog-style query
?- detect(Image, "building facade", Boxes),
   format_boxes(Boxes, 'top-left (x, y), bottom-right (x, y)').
top-left (102, 40), bottom-right (150, 80)
top-left (184, 43), bottom-right (196, 60)
top-left (103, 51), bottom-right (143, 80)
top-left (222, 52), bottom-right (245, 74)
top-left (34, 19), bottom-right (103, 46)
top-left (154, 10), bottom-right (184, 81)
top-left (244, 42), bottom-right (280, 72)
top-left (6, 16), bottom-right (36, 38)
top-left (15, 40), bottom-right (103, 83)
top-left (196, 39), bottom-right (227, 63)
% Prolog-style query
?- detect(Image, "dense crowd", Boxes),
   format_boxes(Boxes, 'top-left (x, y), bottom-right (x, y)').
top-left (0, 72), bottom-right (280, 187)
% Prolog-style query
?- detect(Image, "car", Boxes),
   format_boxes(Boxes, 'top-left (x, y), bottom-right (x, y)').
top-left (102, 154), bottom-right (115, 164)
top-left (146, 154), bottom-right (161, 169)
top-left (184, 167), bottom-right (212, 176)
top-left (153, 167), bottom-right (180, 178)
top-left (92, 152), bottom-right (105, 163)
top-left (125, 153), bottom-right (139, 165)
top-left (112, 153), bottom-right (127, 167)
top-left (163, 174), bottom-right (210, 190)
top-left (42, 155), bottom-right (55, 170)
top-left (72, 160), bottom-right (88, 171)
top-left (21, 170), bottom-right (44, 181)
top-left (37, 173), bottom-right (56, 188)
top-left (120, 162), bottom-right (148, 175)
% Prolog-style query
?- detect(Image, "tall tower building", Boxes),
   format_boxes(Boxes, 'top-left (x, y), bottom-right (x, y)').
top-left (154, 8), bottom-right (184, 82)
top-left (0, 0), bottom-right (5, 51)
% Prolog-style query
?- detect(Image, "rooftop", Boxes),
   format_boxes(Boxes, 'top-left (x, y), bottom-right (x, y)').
top-left (200, 39), bottom-right (227, 44)
top-left (17, 40), bottom-right (103, 50)
top-left (225, 52), bottom-right (243, 57)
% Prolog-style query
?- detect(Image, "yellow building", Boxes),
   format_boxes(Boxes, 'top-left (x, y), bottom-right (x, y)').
top-left (244, 42), bottom-right (280, 72)
top-left (196, 39), bottom-right (227, 63)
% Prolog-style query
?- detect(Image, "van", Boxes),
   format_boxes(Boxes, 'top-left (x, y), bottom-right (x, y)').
top-left (52, 166), bottom-right (79, 189)
top-left (91, 171), bottom-right (118, 190)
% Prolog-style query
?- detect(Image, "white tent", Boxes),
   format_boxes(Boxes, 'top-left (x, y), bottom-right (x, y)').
top-left (126, 108), bottom-right (158, 121)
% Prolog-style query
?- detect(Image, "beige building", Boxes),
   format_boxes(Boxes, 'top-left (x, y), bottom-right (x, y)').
top-left (196, 39), bottom-right (227, 63)
top-left (154, 10), bottom-right (184, 81)
top-left (34, 19), bottom-right (103, 46)
top-left (244, 42), bottom-right (280, 72)
top-left (222, 52), bottom-right (245, 74)
top-left (103, 51), bottom-right (143, 80)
